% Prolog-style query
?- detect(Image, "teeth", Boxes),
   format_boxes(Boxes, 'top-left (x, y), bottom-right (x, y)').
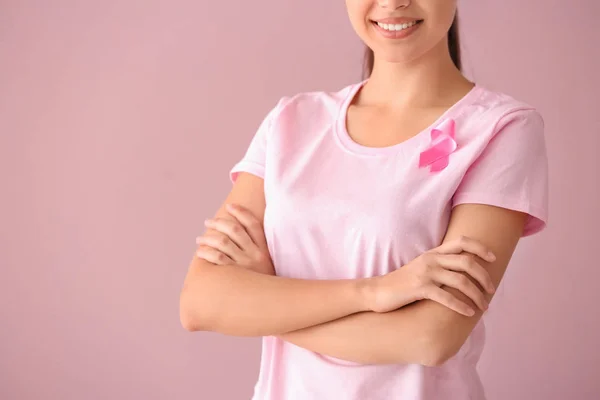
top-left (376, 20), bottom-right (418, 32)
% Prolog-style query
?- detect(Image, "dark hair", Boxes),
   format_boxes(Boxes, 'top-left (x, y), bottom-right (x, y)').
top-left (362, 14), bottom-right (461, 79)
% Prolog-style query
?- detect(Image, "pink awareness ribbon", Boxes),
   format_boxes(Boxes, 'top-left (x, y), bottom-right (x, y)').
top-left (418, 118), bottom-right (457, 173)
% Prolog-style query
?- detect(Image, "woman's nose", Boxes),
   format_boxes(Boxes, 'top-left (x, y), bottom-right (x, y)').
top-left (377, 0), bottom-right (411, 10)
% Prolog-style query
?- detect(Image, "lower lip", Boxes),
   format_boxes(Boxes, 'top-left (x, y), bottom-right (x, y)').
top-left (372, 21), bottom-right (422, 39)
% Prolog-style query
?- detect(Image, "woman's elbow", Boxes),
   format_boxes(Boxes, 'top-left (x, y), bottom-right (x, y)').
top-left (179, 261), bottom-right (223, 332)
top-left (179, 286), bottom-right (212, 332)
top-left (419, 349), bottom-right (455, 367)
top-left (390, 326), bottom-right (459, 367)
top-left (179, 290), bottom-right (198, 331)
top-left (418, 338), bottom-right (461, 367)
top-left (180, 304), bottom-right (198, 332)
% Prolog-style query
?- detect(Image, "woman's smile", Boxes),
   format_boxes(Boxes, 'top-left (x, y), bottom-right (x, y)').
top-left (371, 18), bottom-right (424, 39)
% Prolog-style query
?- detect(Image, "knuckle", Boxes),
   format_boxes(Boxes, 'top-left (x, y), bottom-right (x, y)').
top-left (217, 253), bottom-right (227, 263)
top-left (195, 246), bottom-right (206, 255)
top-left (232, 205), bottom-right (245, 213)
top-left (461, 254), bottom-right (475, 266)
top-left (198, 244), bottom-right (209, 251)
top-left (418, 283), bottom-right (432, 298)
top-left (231, 224), bottom-right (243, 234)
top-left (218, 236), bottom-right (229, 246)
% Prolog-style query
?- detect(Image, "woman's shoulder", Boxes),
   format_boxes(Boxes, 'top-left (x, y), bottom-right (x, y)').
top-left (455, 85), bottom-right (547, 164)
top-left (274, 81), bottom-right (362, 116)
top-left (468, 84), bottom-right (544, 128)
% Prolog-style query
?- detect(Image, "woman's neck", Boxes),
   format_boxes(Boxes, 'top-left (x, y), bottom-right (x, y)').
top-left (360, 40), bottom-right (472, 110)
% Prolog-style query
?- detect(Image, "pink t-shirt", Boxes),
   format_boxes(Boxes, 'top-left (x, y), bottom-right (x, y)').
top-left (229, 80), bottom-right (549, 400)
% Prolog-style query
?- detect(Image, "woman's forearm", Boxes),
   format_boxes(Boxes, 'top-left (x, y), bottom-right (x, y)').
top-left (277, 303), bottom-right (441, 366)
top-left (180, 258), bottom-right (373, 336)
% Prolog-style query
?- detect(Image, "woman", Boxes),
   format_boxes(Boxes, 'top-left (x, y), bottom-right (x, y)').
top-left (180, 0), bottom-right (549, 399)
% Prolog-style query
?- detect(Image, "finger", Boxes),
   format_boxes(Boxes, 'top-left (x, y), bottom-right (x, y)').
top-left (433, 268), bottom-right (489, 311)
top-left (423, 285), bottom-right (475, 316)
top-left (433, 254), bottom-right (495, 294)
top-left (195, 245), bottom-right (234, 265)
top-left (225, 204), bottom-right (268, 249)
top-left (196, 234), bottom-right (244, 263)
top-left (435, 236), bottom-right (496, 263)
top-left (204, 217), bottom-right (255, 251)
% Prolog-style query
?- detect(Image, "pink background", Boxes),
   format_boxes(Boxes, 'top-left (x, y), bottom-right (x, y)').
top-left (1, 0), bottom-right (598, 399)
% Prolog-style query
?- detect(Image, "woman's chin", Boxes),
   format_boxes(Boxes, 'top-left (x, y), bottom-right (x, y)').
top-left (371, 53), bottom-right (416, 66)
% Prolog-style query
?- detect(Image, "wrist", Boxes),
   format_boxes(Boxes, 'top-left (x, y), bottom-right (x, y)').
top-left (355, 277), bottom-right (380, 312)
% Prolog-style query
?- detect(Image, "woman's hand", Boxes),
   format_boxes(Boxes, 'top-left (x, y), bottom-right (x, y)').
top-left (196, 207), bottom-right (494, 316)
top-left (195, 204), bottom-right (275, 276)
top-left (367, 236), bottom-right (497, 316)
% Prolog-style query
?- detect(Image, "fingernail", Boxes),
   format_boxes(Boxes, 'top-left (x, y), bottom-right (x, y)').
top-left (487, 252), bottom-right (496, 261)
top-left (226, 203), bottom-right (236, 211)
top-left (195, 236), bottom-right (201, 244)
top-left (204, 219), bottom-right (212, 226)
top-left (467, 308), bottom-right (475, 316)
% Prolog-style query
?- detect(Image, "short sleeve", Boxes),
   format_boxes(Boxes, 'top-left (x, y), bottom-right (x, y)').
top-left (229, 98), bottom-right (284, 184)
top-left (452, 108), bottom-right (549, 237)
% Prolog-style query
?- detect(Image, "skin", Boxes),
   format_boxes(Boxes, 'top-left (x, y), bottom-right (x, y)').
top-left (180, 0), bottom-right (529, 366)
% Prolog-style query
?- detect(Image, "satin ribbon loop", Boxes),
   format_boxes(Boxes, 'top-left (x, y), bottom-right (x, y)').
top-left (418, 119), bottom-right (457, 173)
